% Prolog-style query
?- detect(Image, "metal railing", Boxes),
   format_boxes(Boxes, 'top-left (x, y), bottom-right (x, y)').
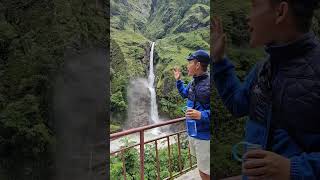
top-left (110, 117), bottom-right (197, 180)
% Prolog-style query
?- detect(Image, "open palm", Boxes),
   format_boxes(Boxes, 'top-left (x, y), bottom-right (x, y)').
top-left (211, 17), bottom-right (226, 63)
top-left (173, 67), bottom-right (181, 80)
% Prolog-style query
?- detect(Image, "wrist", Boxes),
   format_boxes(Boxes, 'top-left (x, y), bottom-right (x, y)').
top-left (290, 157), bottom-right (300, 180)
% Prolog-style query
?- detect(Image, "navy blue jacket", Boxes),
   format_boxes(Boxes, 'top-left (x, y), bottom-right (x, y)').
top-left (176, 73), bottom-right (210, 140)
top-left (213, 32), bottom-right (320, 179)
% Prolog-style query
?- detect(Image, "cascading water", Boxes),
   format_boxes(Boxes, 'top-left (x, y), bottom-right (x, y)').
top-left (148, 42), bottom-right (161, 134)
top-left (110, 42), bottom-right (173, 153)
top-left (148, 42), bottom-right (160, 124)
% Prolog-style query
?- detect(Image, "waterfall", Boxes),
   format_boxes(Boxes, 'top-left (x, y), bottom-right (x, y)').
top-left (148, 42), bottom-right (161, 132)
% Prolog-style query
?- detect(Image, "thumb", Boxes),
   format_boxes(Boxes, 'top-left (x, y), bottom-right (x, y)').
top-left (222, 33), bottom-right (227, 45)
top-left (218, 33), bottom-right (226, 44)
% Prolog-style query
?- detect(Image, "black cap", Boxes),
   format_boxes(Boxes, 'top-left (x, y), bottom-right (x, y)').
top-left (186, 50), bottom-right (210, 65)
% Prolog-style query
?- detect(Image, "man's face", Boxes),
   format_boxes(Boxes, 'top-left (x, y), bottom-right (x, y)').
top-left (248, 0), bottom-right (278, 47)
top-left (187, 60), bottom-right (199, 76)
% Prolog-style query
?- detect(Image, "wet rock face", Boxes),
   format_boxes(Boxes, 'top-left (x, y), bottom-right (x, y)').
top-left (125, 78), bottom-right (151, 129)
top-left (162, 76), bottom-right (175, 95)
top-left (53, 48), bottom-right (107, 180)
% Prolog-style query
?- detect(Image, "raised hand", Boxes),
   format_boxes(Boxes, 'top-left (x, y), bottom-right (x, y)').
top-left (173, 67), bottom-right (181, 80)
top-left (211, 17), bottom-right (227, 63)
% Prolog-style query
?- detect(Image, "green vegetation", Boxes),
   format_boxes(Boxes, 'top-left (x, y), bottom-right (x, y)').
top-left (110, 124), bottom-right (122, 133)
top-left (155, 28), bottom-right (209, 118)
top-left (110, 137), bottom-right (196, 180)
top-left (0, 0), bottom-right (107, 178)
top-left (110, 0), bottom-right (210, 125)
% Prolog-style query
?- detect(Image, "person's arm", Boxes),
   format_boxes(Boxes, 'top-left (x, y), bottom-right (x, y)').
top-left (176, 80), bottom-right (190, 99)
top-left (213, 57), bottom-right (257, 117)
top-left (290, 153), bottom-right (320, 180)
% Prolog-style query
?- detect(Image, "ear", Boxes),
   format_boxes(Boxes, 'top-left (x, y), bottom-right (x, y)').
top-left (275, 1), bottom-right (289, 24)
top-left (196, 61), bottom-right (201, 69)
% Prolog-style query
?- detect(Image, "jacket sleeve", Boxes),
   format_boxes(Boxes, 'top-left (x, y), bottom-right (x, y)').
top-left (213, 57), bottom-right (257, 117)
top-left (290, 153), bottom-right (320, 180)
top-left (176, 79), bottom-right (190, 99)
top-left (200, 109), bottom-right (210, 123)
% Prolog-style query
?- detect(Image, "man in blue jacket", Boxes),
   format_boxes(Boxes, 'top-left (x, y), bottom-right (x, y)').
top-left (212, 0), bottom-right (320, 179)
top-left (173, 50), bottom-right (210, 180)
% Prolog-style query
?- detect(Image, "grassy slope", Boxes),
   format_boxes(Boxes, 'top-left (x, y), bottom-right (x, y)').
top-left (110, 29), bottom-right (149, 131)
top-left (111, 29), bottom-right (149, 77)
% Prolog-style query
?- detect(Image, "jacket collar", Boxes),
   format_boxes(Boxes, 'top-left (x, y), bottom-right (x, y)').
top-left (264, 32), bottom-right (317, 63)
top-left (193, 73), bottom-right (208, 83)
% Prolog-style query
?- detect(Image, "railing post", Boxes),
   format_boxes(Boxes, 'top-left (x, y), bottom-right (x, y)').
top-left (111, 117), bottom-right (188, 179)
top-left (121, 149), bottom-right (127, 180)
top-left (177, 133), bottom-right (182, 173)
top-left (167, 136), bottom-right (172, 179)
top-left (140, 130), bottom-right (145, 180)
top-left (188, 142), bottom-right (192, 168)
top-left (155, 140), bottom-right (160, 180)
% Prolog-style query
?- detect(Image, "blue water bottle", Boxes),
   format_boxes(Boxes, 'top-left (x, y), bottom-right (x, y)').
top-left (185, 106), bottom-right (197, 137)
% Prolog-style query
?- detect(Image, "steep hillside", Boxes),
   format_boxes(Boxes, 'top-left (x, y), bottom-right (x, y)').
top-left (0, 0), bottom-right (107, 178)
top-left (154, 28), bottom-right (209, 118)
top-left (110, 0), bottom-right (210, 129)
top-left (110, 0), bottom-right (152, 33)
top-left (145, 0), bottom-right (209, 39)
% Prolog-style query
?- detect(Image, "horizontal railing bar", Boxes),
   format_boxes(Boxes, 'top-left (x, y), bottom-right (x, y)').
top-left (110, 143), bottom-right (140, 155)
top-left (143, 130), bottom-right (186, 145)
top-left (163, 164), bottom-right (197, 180)
top-left (110, 116), bottom-right (195, 179)
top-left (110, 117), bottom-right (185, 139)
top-left (110, 130), bottom-right (187, 155)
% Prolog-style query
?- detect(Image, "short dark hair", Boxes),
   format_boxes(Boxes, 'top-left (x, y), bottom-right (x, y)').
top-left (271, 0), bottom-right (319, 33)
top-left (200, 63), bottom-right (208, 72)
top-left (193, 60), bottom-right (208, 72)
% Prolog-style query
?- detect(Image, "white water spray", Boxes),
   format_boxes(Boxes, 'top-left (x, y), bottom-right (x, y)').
top-left (148, 42), bottom-right (161, 133)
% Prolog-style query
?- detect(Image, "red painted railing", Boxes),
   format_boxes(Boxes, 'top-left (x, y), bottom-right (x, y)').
top-left (110, 117), bottom-right (197, 180)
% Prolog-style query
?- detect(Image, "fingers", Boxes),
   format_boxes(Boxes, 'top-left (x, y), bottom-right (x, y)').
top-left (212, 17), bottom-right (223, 35)
top-left (186, 110), bottom-right (195, 117)
top-left (222, 33), bottom-right (226, 43)
top-left (211, 17), bottom-right (218, 40)
top-left (172, 67), bottom-right (179, 75)
top-left (217, 17), bottom-right (223, 34)
top-left (216, 33), bottom-right (227, 50)
top-left (186, 109), bottom-right (201, 120)
top-left (244, 150), bottom-right (267, 159)
top-left (211, 17), bottom-right (216, 33)
top-left (243, 166), bottom-right (267, 176)
top-left (243, 159), bottom-right (266, 169)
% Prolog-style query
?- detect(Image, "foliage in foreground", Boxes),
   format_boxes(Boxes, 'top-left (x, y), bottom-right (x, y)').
top-left (110, 137), bottom-right (197, 180)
